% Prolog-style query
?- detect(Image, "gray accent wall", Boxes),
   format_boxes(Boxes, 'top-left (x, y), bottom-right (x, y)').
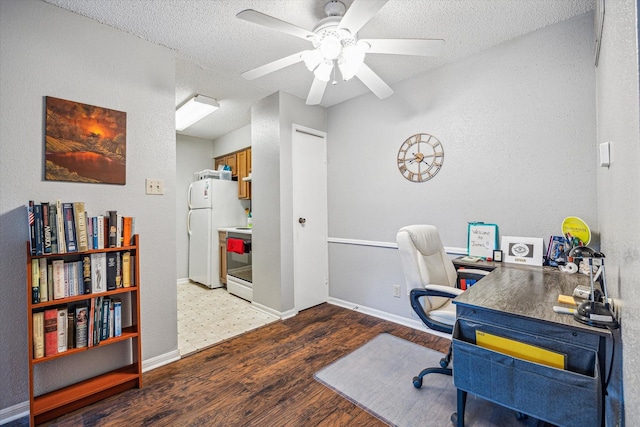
top-left (596, 1), bottom-right (640, 425)
top-left (0, 0), bottom-right (177, 410)
top-left (326, 13), bottom-right (597, 320)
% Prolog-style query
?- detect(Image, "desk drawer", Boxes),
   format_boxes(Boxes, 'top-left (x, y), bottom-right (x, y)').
top-left (453, 319), bottom-right (601, 427)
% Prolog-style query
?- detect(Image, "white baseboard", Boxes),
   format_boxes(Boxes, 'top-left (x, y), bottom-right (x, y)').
top-left (177, 278), bottom-right (190, 285)
top-left (327, 297), bottom-right (451, 340)
top-left (251, 301), bottom-right (297, 320)
top-left (0, 402), bottom-right (28, 425)
top-left (142, 349), bottom-right (181, 373)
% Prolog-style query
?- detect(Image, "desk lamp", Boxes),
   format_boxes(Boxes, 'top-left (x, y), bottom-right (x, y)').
top-left (569, 246), bottom-right (619, 329)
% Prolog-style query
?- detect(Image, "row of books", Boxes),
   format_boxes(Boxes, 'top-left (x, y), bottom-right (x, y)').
top-left (31, 252), bottom-right (135, 304)
top-left (32, 297), bottom-right (122, 359)
top-left (27, 200), bottom-right (135, 256)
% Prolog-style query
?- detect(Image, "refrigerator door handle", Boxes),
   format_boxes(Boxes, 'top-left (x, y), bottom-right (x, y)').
top-left (187, 182), bottom-right (194, 209)
top-left (187, 210), bottom-right (192, 235)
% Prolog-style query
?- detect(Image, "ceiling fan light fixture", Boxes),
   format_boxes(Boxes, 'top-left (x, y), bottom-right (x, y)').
top-left (339, 41), bottom-right (368, 80)
top-left (319, 34), bottom-right (342, 60)
top-left (301, 49), bottom-right (323, 71)
top-left (314, 60), bottom-right (334, 82)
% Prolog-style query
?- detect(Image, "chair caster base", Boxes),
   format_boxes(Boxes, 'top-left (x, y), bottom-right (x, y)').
top-left (450, 412), bottom-right (458, 425)
top-left (413, 376), bottom-right (422, 388)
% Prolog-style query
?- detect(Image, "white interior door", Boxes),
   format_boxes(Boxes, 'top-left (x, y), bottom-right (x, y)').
top-left (292, 125), bottom-right (328, 311)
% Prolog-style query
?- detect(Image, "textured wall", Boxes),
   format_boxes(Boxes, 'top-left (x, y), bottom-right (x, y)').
top-left (0, 0), bottom-right (177, 410)
top-left (596, 0), bottom-right (640, 425)
top-left (326, 13), bottom-right (596, 316)
top-left (176, 134), bottom-right (214, 280)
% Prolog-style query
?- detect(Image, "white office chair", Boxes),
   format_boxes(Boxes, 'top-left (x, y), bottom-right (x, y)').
top-left (396, 225), bottom-right (488, 388)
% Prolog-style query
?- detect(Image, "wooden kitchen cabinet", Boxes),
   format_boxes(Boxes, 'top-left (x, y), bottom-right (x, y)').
top-left (214, 154), bottom-right (237, 177)
top-left (237, 149), bottom-right (251, 200)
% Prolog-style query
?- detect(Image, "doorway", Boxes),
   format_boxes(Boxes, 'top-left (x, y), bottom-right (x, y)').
top-left (292, 124), bottom-right (328, 311)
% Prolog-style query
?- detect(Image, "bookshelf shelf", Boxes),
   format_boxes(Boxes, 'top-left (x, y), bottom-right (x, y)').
top-left (26, 235), bottom-right (142, 425)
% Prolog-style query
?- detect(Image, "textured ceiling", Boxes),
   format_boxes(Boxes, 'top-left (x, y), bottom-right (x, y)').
top-left (43, 0), bottom-right (595, 140)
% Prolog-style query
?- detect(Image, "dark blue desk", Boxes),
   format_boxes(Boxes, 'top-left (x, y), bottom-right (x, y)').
top-left (452, 266), bottom-right (613, 427)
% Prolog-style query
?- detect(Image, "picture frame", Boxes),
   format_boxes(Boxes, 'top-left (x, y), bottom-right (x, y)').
top-left (501, 236), bottom-right (544, 266)
top-left (467, 222), bottom-right (499, 259)
top-left (492, 250), bottom-right (503, 262)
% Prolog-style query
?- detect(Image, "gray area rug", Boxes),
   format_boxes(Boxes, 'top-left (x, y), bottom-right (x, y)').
top-left (314, 333), bottom-right (547, 427)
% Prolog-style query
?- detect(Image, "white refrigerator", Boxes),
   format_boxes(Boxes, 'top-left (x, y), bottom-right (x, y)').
top-left (188, 178), bottom-right (247, 288)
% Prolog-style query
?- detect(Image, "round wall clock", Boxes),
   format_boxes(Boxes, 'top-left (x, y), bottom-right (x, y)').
top-left (397, 133), bottom-right (444, 183)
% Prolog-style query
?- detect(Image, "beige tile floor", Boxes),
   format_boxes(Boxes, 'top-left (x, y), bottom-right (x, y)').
top-left (177, 282), bottom-right (279, 357)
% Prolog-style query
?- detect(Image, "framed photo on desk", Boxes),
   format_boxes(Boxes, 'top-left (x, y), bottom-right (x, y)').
top-left (501, 236), bottom-right (544, 266)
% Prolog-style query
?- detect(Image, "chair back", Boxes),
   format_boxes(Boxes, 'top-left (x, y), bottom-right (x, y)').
top-left (396, 225), bottom-right (458, 311)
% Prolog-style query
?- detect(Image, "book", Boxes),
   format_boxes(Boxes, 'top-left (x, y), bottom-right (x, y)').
top-left (33, 203), bottom-right (44, 256)
top-left (74, 202), bottom-right (89, 252)
top-left (100, 298), bottom-right (111, 340)
top-left (106, 252), bottom-right (118, 291)
top-left (49, 202), bottom-right (58, 254)
top-left (57, 306), bottom-right (68, 353)
top-left (109, 301), bottom-right (114, 338)
top-left (52, 260), bottom-right (65, 300)
top-left (91, 253), bottom-right (107, 293)
top-left (116, 251), bottom-right (122, 288)
top-left (92, 297), bottom-right (102, 346)
top-left (97, 215), bottom-right (105, 250)
top-left (42, 202), bottom-right (52, 254)
top-left (75, 304), bottom-right (88, 348)
top-left (38, 258), bottom-right (48, 302)
top-left (122, 252), bottom-right (131, 287)
top-left (116, 214), bottom-right (123, 248)
top-left (87, 299), bottom-right (95, 347)
top-left (92, 216), bottom-right (98, 249)
top-left (62, 202), bottom-right (78, 252)
top-left (108, 210), bottom-right (118, 248)
top-left (47, 264), bottom-right (54, 303)
top-left (27, 201), bottom-right (36, 256)
top-left (66, 262), bottom-right (74, 297)
top-left (32, 311), bottom-right (45, 359)
top-left (123, 216), bottom-right (133, 247)
top-left (113, 300), bottom-right (122, 337)
top-left (56, 200), bottom-right (66, 254)
top-left (82, 255), bottom-right (92, 294)
top-left (67, 307), bottom-right (75, 350)
top-left (44, 308), bottom-right (58, 356)
top-left (86, 215), bottom-right (93, 250)
top-left (31, 259), bottom-right (40, 304)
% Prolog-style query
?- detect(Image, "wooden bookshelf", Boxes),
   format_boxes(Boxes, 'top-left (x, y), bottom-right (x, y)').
top-left (26, 235), bottom-right (142, 425)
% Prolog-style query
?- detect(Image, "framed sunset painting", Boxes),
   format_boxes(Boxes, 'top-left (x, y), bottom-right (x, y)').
top-left (45, 96), bottom-right (126, 184)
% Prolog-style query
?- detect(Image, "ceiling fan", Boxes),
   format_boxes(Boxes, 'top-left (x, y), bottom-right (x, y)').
top-left (237, 0), bottom-right (444, 105)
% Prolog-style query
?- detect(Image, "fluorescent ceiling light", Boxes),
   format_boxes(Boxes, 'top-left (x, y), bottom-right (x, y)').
top-left (175, 95), bottom-right (219, 131)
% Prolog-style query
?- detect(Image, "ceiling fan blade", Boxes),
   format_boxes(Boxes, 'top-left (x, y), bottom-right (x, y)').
top-left (362, 38), bottom-right (445, 56)
top-left (306, 78), bottom-right (328, 105)
top-left (241, 52), bottom-right (304, 80)
top-left (237, 9), bottom-right (315, 40)
top-left (337, 0), bottom-right (388, 34)
top-left (355, 63), bottom-right (394, 100)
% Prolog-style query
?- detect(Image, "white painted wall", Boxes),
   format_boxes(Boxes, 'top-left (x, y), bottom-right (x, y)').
top-left (251, 92), bottom-right (327, 313)
top-left (326, 13), bottom-right (597, 319)
top-left (0, 0), bottom-right (177, 411)
top-left (176, 134), bottom-right (213, 280)
top-left (596, 1), bottom-right (640, 425)
top-left (212, 124), bottom-right (251, 159)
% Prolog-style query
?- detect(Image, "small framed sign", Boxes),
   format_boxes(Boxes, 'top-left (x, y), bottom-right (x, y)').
top-left (501, 236), bottom-right (544, 266)
top-left (493, 250), bottom-right (503, 262)
top-left (467, 222), bottom-right (499, 259)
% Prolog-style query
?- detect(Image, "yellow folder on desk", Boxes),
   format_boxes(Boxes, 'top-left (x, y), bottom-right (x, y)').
top-left (475, 331), bottom-right (566, 370)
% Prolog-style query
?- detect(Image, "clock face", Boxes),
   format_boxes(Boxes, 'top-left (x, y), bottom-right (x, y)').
top-left (397, 133), bottom-right (444, 183)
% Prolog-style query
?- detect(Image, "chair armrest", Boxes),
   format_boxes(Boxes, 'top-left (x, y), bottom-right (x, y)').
top-left (423, 284), bottom-right (464, 299)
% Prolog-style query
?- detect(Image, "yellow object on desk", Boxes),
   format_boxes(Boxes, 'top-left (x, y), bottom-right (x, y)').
top-left (557, 294), bottom-right (577, 305)
top-left (476, 330), bottom-right (566, 370)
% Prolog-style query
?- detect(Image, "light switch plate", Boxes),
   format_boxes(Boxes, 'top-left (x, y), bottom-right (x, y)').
top-left (599, 142), bottom-right (610, 167)
top-left (146, 178), bottom-right (164, 195)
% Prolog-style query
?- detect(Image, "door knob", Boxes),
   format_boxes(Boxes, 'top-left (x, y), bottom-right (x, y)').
top-left (298, 217), bottom-right (306, 224)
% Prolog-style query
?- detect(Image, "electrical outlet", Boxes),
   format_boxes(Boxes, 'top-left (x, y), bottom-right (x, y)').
top-left (393, 285), bottom-right (401, 298)
top-left (145, 178), bottom-right (164, 195)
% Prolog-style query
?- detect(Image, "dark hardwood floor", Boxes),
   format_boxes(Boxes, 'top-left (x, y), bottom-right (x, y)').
top-left (25, 303), bottom-right (449, 426)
